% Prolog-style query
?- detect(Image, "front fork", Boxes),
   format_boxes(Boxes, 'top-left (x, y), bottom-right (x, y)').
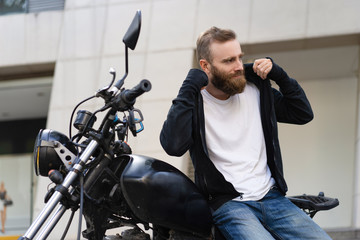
top-left (18, 140), bottom-right (99, 240)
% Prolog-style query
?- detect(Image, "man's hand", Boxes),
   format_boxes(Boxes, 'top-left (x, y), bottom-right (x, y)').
top-left (253, 58), bottom-right (273, 80)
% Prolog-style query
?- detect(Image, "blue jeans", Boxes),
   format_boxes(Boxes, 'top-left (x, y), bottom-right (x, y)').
top-left (212, 188), bottom-right (331, 240)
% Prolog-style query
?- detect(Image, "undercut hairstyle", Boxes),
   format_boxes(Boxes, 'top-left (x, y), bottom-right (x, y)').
top-left (196, 26), bottom-right (237, 63)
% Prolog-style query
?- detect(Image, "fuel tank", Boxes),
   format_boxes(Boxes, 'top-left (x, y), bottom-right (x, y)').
top-left (120, 154), bottom-right (212, 237)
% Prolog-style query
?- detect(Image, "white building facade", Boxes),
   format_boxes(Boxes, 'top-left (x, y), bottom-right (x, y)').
top-left (0, 0), bottom-right (360, 239)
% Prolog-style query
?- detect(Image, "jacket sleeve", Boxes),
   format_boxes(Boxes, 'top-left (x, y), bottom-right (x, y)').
top-left (267, 59), bottom-right (314, 124)
top-left (160, 69), bottom-right (208, 156)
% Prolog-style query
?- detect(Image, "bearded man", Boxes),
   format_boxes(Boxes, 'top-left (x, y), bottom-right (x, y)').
top-left (160, 26), bottom-right (331, 239)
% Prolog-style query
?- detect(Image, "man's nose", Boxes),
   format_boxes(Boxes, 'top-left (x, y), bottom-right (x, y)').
top-left (235, 59), bottom-right (243, 71)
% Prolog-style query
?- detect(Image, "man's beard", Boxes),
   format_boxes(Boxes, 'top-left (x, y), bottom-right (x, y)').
top-left (210, 65), bottom-right (246, 96)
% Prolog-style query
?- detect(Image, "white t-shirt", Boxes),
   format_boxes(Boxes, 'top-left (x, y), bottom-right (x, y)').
top-left (201, 82), bottom-right (275, 201)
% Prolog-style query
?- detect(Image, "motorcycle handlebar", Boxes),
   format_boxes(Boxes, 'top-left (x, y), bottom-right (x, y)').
top-left (116, 79), bottom-right (152, 109)
top-left (123, 79), bottom-right (151, 103)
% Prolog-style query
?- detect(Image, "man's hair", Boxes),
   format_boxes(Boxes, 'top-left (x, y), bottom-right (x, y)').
top-left (196, 26), bottom-right (237, 63)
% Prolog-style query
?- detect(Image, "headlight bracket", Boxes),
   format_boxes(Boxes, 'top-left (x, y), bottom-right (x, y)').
top-left (39, 140), bottom-right (77, 170)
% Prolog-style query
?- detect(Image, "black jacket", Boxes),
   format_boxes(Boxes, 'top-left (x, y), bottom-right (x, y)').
top-left (160, 60), bottom-right (314, 210)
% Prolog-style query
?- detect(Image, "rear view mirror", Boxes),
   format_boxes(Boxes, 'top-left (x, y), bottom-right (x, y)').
top-left (123, 10), bottom-right (141, 50)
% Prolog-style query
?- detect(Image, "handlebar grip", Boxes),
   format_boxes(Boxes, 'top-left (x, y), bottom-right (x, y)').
top-left (121, 79), bottom-right (152, 106)
top-left (124, 79), bottom-right (151, 103)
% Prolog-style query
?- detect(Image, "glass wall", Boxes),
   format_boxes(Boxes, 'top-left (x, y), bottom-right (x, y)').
top-left (0, 0), bottom-right (27, 15)
top-left (0, 0), bottom-right (65, 15)
top-left (0, 118), bottom-right (46, 235)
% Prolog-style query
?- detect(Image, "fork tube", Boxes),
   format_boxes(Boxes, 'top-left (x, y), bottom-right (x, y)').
top-left (35, 204), bottom-right (67, 240)
top-left (21, 140), bottom-right (99, 239)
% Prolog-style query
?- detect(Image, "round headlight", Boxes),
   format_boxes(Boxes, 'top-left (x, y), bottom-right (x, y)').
top-left (33, 129), bottom-right (76, 177)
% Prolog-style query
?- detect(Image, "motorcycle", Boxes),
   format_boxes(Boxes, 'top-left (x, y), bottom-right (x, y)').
top-left (18, 10), bottom-right (339, 240)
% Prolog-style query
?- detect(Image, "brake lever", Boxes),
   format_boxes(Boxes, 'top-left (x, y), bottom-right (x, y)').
top-left (95, 68), bottom-right (117, 101)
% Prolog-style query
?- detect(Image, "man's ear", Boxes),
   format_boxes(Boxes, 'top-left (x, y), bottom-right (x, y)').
top-left (199, 59), bottom-right (210, 74)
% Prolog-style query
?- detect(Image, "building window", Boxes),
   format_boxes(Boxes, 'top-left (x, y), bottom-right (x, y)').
top-left (27, 0), bottom-right (65, 13)
top-left (0, 118), bottom-right (46, 154)
top-left (0, 0), bottom-right (27, 15)
top-left (0, 0), bottom-right (65, 16)
top-left (0, 62), bottom-right (53, 234)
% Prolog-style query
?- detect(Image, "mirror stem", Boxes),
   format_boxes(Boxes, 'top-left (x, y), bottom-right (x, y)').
top-left (111, 46), bottom-right (129, 93)
top-left (125, 46), bottom-right (129, 74)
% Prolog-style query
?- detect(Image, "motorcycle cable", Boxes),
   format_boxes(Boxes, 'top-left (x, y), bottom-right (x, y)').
top-left (71, 103), bottom-right (112, 144)
top-left (77, 173), bottom-right (84, 240)
top-left (69, 75), bottom-right (126, 141)
top-left (69, 95), bottom-right (96, 139)
top-left (98, 107), bottom-right (117, 134)
top-left (60, 210), bottom-right (75, 240)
